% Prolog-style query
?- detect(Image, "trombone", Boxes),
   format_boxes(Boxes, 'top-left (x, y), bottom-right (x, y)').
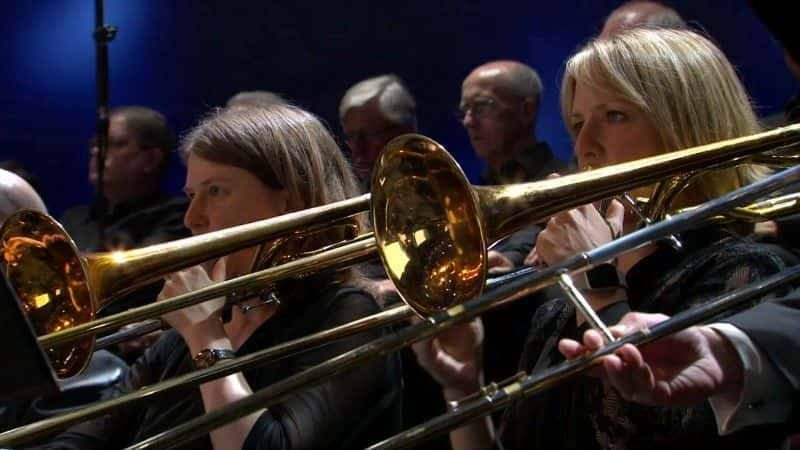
top-left (121, 162), bottom-right (800, 450)
top-left (367, 264), bottom-right (800, 450)
top-left (1, 128), bottom-right (799, 446)
top-left (67, 188), bottom-right (800, 353)
top-left (1, 195), bottom-right (371, 378)
top-left (4, 125), bottom-right (799, 379)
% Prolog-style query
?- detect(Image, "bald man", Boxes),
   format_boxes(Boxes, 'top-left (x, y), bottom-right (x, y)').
top-left (0, 168), bottom-right (46, 224)
top-left (460, 60), bottom-right (563, 186)
top-left (459, 61), bottom-right (565, 386)
top-left (600, 1), bottom-right (686, 38)
top-left (459, 60), bottom-right (564, 266)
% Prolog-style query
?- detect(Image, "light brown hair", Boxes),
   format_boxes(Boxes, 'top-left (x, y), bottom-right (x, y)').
top-left (182, 104), bottom-right (364, 284)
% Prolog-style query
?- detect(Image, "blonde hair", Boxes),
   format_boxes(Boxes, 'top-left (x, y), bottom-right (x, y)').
top-left (181, 104), bottom-right (363, 282)
top-left (561, 28), bottom-right (767, 207)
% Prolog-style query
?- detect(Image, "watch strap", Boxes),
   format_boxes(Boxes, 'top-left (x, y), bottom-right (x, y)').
top-left (193, 348), bottom-right (235, 369)
top-left (585, 263), bottom-right (624, 290)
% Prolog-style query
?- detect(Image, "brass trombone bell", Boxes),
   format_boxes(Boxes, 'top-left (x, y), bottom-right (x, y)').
top-left (0, 128), bottom-right (799, 445)
top-left (0, 195), bottom-right (370, 378)
top-left (372, 125), bottom-right (800, 315)
top-left (2, 124), bottom-right (800, 380)
top-left (123, 165), bottom-right (800, 450)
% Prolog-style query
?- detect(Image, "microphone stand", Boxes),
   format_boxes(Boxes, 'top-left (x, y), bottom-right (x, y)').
top-left (93, 0), bottom-right (117, 245)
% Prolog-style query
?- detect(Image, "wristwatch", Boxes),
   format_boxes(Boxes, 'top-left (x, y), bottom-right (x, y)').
top-left (584, 263), bottom-right (623, 290)
top-left (193, 348), bottom-right (235, 369)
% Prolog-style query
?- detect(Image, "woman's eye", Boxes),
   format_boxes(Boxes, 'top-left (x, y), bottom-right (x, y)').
top-left (208, 185), bottom-right (223, 196)
top-left (607, 110), bottom-right (626, 122)
top-left (571, 121), bottom-right (584, 134)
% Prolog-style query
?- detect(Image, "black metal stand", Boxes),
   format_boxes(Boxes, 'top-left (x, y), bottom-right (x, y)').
top-left (0, 277), bottom-right (57, 401)
top-left (93, 0), bottom-right (117, 245)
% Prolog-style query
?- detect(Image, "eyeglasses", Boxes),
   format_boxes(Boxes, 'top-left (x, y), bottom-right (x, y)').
top-left (342, 125), bottom-right (400, 144)
top-left (455, 97), bottom-right (500, 121)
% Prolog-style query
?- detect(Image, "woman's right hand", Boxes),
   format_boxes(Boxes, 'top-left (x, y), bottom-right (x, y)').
top-left (411, 318), bottom-right (485, 399)
top-left (533, 199), bottom-right (625, 267)
top-left (159, 258), bottom-right (228, 352)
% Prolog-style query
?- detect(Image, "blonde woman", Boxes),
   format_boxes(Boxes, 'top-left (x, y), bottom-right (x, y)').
top-left (415, 28), bottom-right (790, 450)
top-left (32, 105), bottom-right (401, 450)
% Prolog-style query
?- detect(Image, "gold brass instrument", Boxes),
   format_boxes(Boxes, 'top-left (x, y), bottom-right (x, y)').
top-left (372, 125), bottom-right (800, 314)
top-left (1, 127), bottom-right (799, 447)
top-left (95, 187), bottom-right (800, 351)
top-left (624, 192), bottom-right (800, 225)
top-left (120, 164), bottom-right (800, 450)
top-left (708, 192), bottom-right (800, 222)
top-left (367, 266), bottom-right (800, 450)
top-left (0, 195), bottom-right (370, 378)
top-left (2, 125), bottom-right (800, 381)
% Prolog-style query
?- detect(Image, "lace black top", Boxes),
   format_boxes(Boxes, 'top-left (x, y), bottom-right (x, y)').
top-left (498, 226), bottom-right (794, 450)
top-left (23, 284), bottom-right (402, 450)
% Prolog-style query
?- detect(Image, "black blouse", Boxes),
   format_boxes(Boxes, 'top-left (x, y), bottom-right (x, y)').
top-left (497, 227), bottom-right (794, 450)
top-left (24, 284), bottom-right (402, 450)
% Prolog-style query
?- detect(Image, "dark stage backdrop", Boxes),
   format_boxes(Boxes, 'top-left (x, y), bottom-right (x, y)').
top-left (1, 1), bottom-right (796, 216)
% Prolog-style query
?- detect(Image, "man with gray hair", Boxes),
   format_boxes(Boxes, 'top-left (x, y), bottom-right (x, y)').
top-left (600, 1), bottom-right (686, 38)
top-left (226, 90), bottom-right (287, 109)
top-left (339, 74), bottom-right (417, 184)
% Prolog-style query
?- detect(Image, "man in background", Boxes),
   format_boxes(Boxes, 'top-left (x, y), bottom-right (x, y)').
top-left (339, 74), bottom-right (417, 187)
top-left (60, 106), bottom-right (188, 254)
top-left (226, 90), bottom-right (287, 109)
top-left (459, 60), bottom-right (566, 389)
top-left (600, 1), bottom-right (686, 38)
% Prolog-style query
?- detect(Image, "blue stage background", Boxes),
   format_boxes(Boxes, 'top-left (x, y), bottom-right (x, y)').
top-left (1, 1), bottom-right (796, 216)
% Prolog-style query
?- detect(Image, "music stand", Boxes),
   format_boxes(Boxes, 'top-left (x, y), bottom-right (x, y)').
top-left (0, 276), bottom-right (58, 401)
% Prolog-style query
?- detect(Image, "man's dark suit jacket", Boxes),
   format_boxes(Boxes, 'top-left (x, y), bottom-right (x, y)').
top-left (723, 291), bottom-right (800, 431)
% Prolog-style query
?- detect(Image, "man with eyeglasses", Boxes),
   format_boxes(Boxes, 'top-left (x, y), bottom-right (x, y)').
top-left (339, 75), bottom-right (417, 188)
top-left (460, 60), bottom-right (564, 187)
top-left (60, 106), bottom-right (189, 327)
top-left (459, 60), bottom-right (565, 270)
top-left (61, 106), bottom-right (188, 254)
top-left (460, 60), bottom-right (566, 389)
top-left (340, 75), bottom-right (461, 449)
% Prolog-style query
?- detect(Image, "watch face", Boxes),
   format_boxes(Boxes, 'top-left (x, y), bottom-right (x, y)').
top-left (194, 349), bottom-right (234, 369)
top-left (195, 350), bottom-right (214, 368)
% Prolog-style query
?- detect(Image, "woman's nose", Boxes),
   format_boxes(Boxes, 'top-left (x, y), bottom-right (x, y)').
top-left (184, 197), bottom-right (209, 234)
top-left (574, 123), bottom-right (603, 169)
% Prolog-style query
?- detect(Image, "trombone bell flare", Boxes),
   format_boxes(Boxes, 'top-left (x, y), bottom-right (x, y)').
top-left (371, 125), bottom-right (800, 316)
top-left (0, 194), bottom-right (371, 378)
top-left (1, 211), bottom-right (94, 377)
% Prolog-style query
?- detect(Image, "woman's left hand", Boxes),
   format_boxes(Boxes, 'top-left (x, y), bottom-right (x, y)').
top-left (159, 258), bottom-right (227, 341)
top-left (531, 199), bottom-right (625, 267)
top-left (557, 312), bottom-right (740, 408)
